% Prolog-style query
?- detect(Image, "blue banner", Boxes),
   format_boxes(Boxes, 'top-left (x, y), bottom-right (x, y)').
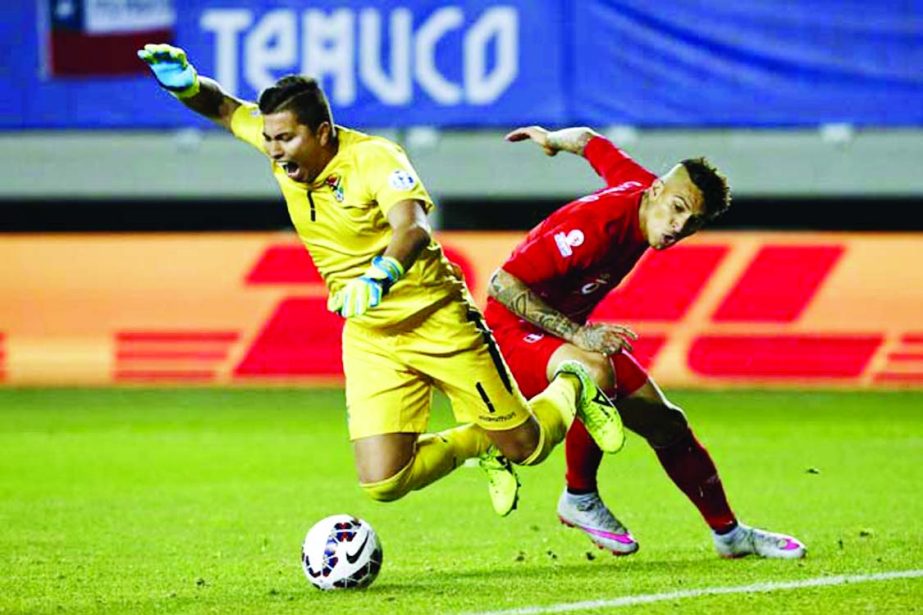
top-left (2, 0), bottom-right (563, 128)
top-left (571, 0), bottom-right (923, 127)
top-left (1, 0), bottom-right (922, 128)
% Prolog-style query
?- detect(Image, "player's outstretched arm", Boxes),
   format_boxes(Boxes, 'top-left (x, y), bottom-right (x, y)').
top-left (489, 268), bottom-right (637, 354)
top-left (505, 126), bottom-right (601, 158)
top-left (137, 43), bottom-right (246, 132)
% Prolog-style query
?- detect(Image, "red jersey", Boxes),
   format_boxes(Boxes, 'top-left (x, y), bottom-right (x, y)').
top-left (485, 136), bottom-right (656, 326)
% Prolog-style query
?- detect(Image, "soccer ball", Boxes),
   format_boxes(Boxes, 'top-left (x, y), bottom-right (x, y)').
top-left (301, 514), bottom-right (383, 590)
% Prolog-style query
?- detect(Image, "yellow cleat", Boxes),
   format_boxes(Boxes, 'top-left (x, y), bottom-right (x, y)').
top-left (555, 360), bottom-right (625, 453)
top-left (478, 448), bottom-right (520, 516)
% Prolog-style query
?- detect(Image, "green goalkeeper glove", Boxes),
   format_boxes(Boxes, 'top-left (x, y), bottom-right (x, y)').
top-left (329, 256), bottom-right (405, 318)
top-left (137, 43), bottom-right (200, 99)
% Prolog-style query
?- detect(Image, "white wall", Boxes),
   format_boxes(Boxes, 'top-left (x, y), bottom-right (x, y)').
top-left (2, 127), bottom-right (920, 199)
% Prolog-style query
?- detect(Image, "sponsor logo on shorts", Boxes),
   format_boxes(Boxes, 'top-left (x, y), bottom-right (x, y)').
top-left (580, 274), bottom-right (611, 295)
top-left (524, 333), bottom-right (544, 343)
top-left (478, 412), bottom-right (516, 423)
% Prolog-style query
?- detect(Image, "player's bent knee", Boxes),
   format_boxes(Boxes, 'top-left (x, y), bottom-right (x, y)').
top-left (499, 437), bottom-right (538, 464)
top-left (580, 352), bottom-right (616, 392)
top-left (504, 444), bottom-right (534, 465)
top-left (648, 405), bottom-right (690, 448)
top-left (511, 422), bottom-right (549, 466)
top-left (490, 419), bottom-right (542, 464)
top-left (359, 464), bottom-right (412, 502)
top-left (548, 345), bottom-right (615, 392)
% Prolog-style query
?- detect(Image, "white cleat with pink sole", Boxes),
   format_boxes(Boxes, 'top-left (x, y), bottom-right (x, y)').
top-left (557, 489), bottom-right (639, 556)
top-left (713, 523), bottom-right (806, 559)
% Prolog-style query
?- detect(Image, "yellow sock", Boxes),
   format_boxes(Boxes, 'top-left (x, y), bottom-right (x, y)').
top-left (360, 424), bottom-right (491, 501)
top-left (519, 374), bottom-right (580, 465)
top-left (414, 424), bottom-right (492, 480)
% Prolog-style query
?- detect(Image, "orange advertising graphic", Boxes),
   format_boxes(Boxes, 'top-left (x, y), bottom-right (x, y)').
top-left (1, 232), bottom-right (921, 387)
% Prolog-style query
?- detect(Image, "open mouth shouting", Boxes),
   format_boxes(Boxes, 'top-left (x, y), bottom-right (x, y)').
top-left (278, 161), bottom-right (305, 182)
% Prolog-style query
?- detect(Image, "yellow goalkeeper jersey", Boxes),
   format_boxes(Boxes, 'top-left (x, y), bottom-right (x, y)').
top-left (230, 103), bottom-right (466, 329)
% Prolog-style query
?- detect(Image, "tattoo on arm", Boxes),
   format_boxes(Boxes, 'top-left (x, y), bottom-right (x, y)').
top-left (577, 326), bottom-right (607, 348)
top-left (489, 270), bottom-right (579, 340)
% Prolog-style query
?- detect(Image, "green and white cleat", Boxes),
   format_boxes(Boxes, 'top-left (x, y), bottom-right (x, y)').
top-left (554, 360), bottom-right (625, 454)
top-left (478, 447), bottom-right (520, 516)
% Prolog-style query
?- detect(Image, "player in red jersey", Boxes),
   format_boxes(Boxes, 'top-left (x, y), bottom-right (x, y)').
top-left (484, 126), bottom-right (806, 559)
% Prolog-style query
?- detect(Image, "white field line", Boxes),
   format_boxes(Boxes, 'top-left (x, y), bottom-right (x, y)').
top-left (465, 569), bottom-right (923, 615)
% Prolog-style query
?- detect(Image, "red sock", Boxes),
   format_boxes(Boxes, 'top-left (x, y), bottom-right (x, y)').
top-left (564, 417), bottom-right (603, 493)
top-left (654, 428), bottom-right (736, 531)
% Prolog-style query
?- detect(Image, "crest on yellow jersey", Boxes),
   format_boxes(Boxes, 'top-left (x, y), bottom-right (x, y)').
top-left (324, 174), bottom-right (345, 202)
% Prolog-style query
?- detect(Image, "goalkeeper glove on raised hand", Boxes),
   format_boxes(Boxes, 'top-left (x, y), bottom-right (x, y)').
top-left (329, 256), bottom-right (405, 318)
top-left (137, 43), bottom-right (200, 99)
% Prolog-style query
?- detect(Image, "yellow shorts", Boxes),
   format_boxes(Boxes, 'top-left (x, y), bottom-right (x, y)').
top-left (342, 296), bottom-right (533, 440)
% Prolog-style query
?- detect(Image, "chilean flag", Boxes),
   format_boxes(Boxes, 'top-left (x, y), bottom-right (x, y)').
top-left (46, 0), bottom-right (176, 77)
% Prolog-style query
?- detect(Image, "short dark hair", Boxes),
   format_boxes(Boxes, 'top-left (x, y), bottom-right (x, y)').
top-left (680, 157), bottom-right (731, 221)
top-left (258, 75), bottom-right (333, 132)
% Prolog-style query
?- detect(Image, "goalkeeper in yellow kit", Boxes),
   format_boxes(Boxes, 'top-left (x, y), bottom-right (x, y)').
top-left (138, 44), bottom-right (628, 515)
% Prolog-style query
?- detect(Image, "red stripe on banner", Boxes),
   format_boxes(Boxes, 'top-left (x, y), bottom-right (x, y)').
top-left (114, 370), bottom-right (215, 382)
top-left (235, 297), bottom-right (344, 377)
top-left (901, 334), bottom-right (923, 344)
top-left (688, 335), bottom-right (882, 378)
top-left (886, 353), bottom-right (923, 362)
top-left (50, 29), bottom-right (173, 76)
top-left (873, 372), bottom-right (923, 383)
top-left (713, 245), bottom-right (844, 322)
top-left (116, 350), bottom-right (229, 361)
top-left (245, 244), bottom-right (323, 285)
top-left (117, 331), bottom-right (239, 343)
top-left (593, 245), bottom-right (728, 321)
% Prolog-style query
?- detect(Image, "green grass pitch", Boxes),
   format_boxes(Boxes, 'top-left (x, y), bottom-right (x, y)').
top-left (1, 388), bottom-right (921, 613)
